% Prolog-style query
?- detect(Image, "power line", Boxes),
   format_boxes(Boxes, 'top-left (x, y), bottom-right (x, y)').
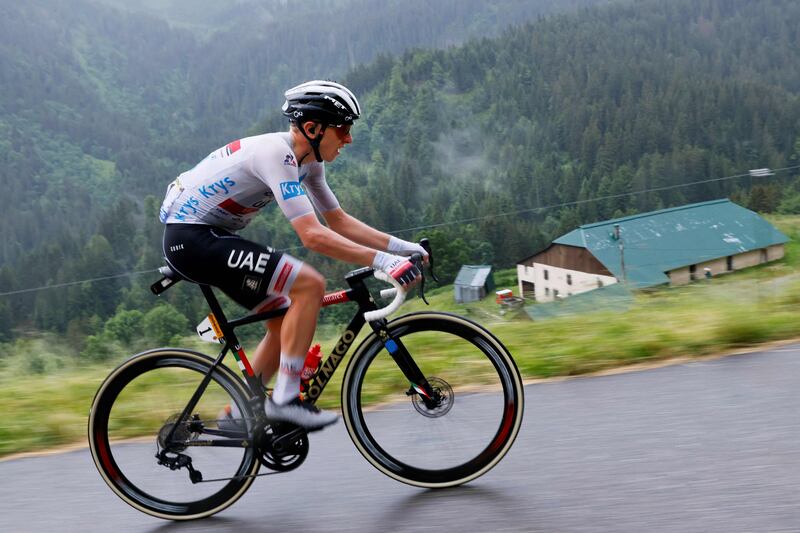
top-left (0, 269), bottom-right (159, 297)
top-left (1, 164), bottom-right (798, 297)
top-left (385, 164), bottom-right (800, 236)
top-left (275, 164), bottom-right (799, 250)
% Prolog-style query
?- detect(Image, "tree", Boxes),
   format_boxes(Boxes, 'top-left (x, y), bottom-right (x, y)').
top-left (777, 193), bottom-right (800, 214)
top-left (747, 185), bottom-right (780, 213)
top-left (0, 300), bottom-right (11, 342)
top-left (142, 304), bottom-right (190, 344)
top-left (103, 309), bottom-right (145, 345)
top-left (70, 234), bottom-right (123, 321)
top-left (99, 196), bottom-right (139, 263)
top-left (0, 267), bottom-right (15, 341)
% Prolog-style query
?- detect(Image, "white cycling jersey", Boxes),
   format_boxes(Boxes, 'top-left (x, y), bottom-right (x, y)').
top-left (159, 132), bottom-right (340, 230)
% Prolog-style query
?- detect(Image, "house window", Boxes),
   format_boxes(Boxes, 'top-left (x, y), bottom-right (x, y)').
top-left (760, 249), bottom-right (768, 263)
top-left (567, 274), bottom-right (572, 286)
top-left (544, 269), bottom-right (549, 281)
top-left (597, 278), bottom-right (604, 288)
top-left (689, 264), bottom-right (696, 281)
top-left (545, 287), bottom-right (550, 296)
top-left (726, 256), bottom-right (733, 271)
top-left (553, 289), bottom-right (559, 298)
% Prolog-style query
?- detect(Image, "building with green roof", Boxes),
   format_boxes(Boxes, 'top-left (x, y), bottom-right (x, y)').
top-left (517, 199), bottom-right (788, 302)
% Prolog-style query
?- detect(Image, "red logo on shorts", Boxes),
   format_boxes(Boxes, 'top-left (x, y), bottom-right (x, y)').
top-left (273, 263), bottom-right (294, 293)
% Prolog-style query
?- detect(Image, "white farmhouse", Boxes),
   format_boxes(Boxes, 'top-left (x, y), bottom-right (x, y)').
top-left (517, 199), bottom-right (788, 302)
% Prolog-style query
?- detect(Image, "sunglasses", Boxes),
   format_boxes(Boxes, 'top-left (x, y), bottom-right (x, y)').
top-left (330, 123), bottom-right (352, 140)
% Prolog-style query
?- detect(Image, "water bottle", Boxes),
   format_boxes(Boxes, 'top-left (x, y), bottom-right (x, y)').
top-left (300, 344), bottom-right (322, 392)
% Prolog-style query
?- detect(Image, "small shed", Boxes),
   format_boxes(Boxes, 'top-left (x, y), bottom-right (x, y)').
top-left (454, 265), bottom-right (495, 303)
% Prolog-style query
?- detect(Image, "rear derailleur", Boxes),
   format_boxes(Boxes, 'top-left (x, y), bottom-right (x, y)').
top-left (156, 413), bottom-right (203, 483)
top-left (156, 449), bottom-right (203, 483)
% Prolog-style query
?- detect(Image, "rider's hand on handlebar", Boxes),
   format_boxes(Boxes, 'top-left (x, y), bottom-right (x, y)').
top-left (388, 236), bottom-right (430, 265)
top-left (373, 251), bottom-right (422, 289)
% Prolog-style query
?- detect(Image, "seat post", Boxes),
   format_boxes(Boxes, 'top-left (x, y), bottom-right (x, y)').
top-left (200, 284), bottom-right (229, 331)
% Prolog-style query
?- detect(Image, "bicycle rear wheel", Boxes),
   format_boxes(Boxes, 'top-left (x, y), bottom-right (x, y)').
top-left (341, 312), bottom-right (524, 488)
top-left (88, 348), bottom-right (260, 520)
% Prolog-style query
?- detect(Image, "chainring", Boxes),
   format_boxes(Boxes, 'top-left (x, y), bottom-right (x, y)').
top-left (256, 423), bottom-right (309, 472)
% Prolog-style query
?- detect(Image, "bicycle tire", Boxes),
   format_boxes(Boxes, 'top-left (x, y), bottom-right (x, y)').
top-left (88, 348), bottom-right (260, 520)
top-left (341, 312), bottom-right (524, 488)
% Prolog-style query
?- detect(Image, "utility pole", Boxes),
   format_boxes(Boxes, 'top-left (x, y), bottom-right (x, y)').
top-left (613, 224), bottom-right (627, 284)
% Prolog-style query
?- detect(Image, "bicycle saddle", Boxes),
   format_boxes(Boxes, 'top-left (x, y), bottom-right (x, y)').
top-left (150, 264), bottom-right (185, 295)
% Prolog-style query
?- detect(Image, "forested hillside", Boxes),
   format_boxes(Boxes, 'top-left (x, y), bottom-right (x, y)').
top-left (2, 0), bottom-right (606, 267)
top-left (328, 0), bottom-right (800, 265)
top-left (0, 0), bottom-right (609, 342)
top-left (1, 0), bottom-right (799, 351)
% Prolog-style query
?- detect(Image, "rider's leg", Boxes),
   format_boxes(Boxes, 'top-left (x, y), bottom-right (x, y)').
top-left (271, 265), bottom-right (325, 405)
top-left (252, 317), bottom-right (282, 387)
top-left (222, 318), bottom-right (282, 426)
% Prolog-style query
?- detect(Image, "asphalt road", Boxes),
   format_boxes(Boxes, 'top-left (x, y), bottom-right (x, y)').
top-left (1, 344), bottom-right (799, 532)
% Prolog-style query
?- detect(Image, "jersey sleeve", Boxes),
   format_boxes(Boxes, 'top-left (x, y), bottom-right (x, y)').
top-left (302, 162), bottom-right (341, 214)
top-left (250, 141), bottom-right (316, 221)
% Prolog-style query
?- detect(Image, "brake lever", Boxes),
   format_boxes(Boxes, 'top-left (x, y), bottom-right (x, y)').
top-left (411, 253), bottom-right (428, 305)
top-left (419, 238), bottom-right (439, 284)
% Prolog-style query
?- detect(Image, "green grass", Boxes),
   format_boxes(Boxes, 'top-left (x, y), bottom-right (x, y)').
top-left (2, 215), bottom-right (799, 458)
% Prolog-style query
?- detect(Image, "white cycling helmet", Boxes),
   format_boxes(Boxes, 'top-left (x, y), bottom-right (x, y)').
top-left (282, 80), bottom-right (361, 126)
top-left (282, 80), bottom-right (361, 162)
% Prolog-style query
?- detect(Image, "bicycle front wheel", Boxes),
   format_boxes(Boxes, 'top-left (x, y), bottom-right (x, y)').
top-left (341, 312), bottom-right (524, 488)
top-left (88, 348), bottom-right (260, 520)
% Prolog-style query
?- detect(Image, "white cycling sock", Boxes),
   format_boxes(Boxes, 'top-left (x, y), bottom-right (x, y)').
top-left (272, 353), bottom-right (304, 405)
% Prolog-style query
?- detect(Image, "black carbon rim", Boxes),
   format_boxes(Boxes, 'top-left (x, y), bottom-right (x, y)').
top-left (89, 351), bottom-right (259, 518)
top-left (344, 314), bottom-right (523, 486)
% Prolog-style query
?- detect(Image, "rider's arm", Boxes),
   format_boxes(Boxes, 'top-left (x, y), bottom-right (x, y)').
top-left (252, 144), bottom-right (420, 283)
top-left (322, 208), bottom-right (392, 250)
top-left (303, 169), bottom-right (425, 257)
top-left (291, 212), bottom-right (378, 267)
top-left (324, 208), bottom-right (428, 260)
top-left (300, 167), bottom-right (388, 249)
top-left (291, 213), bottom-right (421, 288)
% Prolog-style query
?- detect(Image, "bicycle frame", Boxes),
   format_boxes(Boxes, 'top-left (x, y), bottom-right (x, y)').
top-left (161, 265), bottom-right (433, 449)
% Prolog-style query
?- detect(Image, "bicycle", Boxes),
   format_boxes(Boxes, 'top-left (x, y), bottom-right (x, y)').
top-left (88, 240), bottom-right (524, 520)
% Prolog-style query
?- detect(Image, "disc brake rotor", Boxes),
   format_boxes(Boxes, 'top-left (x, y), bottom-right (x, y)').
top-left (411, 377), bottom-right (454, 418)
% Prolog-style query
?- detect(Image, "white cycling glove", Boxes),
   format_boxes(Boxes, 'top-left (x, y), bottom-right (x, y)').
top-left (372, 251), bottom-right (421, 288)
top-left (387, 236), bottom-right (429, 259)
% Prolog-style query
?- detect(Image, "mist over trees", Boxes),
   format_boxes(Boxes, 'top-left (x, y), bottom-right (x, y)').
top-left (1, 0), bottom-right (799, 352)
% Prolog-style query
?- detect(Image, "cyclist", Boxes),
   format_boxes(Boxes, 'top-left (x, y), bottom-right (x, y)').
top-left (159, 80), bottom-right (425, 430)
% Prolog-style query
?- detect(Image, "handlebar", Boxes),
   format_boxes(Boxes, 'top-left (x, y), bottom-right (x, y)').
top-left (362, 238), bottom-right (438, 323)
top-left (363, 271), bottom-right (407, 322)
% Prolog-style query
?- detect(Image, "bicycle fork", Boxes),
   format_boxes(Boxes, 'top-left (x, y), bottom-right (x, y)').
top-left (372, 322), bottom-right (441, 409)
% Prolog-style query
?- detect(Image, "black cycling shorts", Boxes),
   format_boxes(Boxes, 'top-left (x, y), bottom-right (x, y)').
top-left (162, 224), bottom-right (302, 312)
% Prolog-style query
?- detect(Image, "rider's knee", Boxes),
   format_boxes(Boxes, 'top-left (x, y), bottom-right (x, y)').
top-left (293, 266), bottom-right (326, 300)
top-left (308, 269), bottom-right (326, 297)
